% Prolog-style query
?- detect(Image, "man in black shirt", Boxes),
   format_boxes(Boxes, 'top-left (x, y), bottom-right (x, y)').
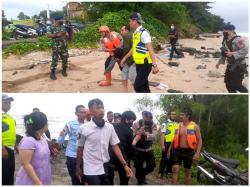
top-left (108, 111), bottom-right (136, 185)
top-left (169, 24), bottom-right (181, 60)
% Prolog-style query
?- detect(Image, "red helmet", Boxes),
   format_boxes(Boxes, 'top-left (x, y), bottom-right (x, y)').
top-left (99, 25), bottom-right (110, 32)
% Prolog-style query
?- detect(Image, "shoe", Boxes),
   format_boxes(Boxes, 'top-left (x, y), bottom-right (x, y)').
top-left (62, 67), bottom-right (67, 77)
top-left (50, 70), bottom-right (57, 80)
top-left (99, 72), bottom-right (112, 86)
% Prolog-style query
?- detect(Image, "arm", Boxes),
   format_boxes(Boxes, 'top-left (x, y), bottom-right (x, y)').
top-left (2, 146), bottom-right (8, 159)
top-left (167, 142), bottom-right (173, 159)
top-left (76, 146), bottom-right (84, 181)
top-left (145, 124), bottom-right (157, 141)
top-left (120, 49), bottom-right (132, 66)
top-left (193, 125), bottom-right (202, 160)
top-left (146, 42), bottom-right (159, 74)
top-left (161, 133), bottom-right (166, 151)
top-left (57, 124), bottom-right (69, 144)
top-left (112, 144), bottom-right (133, 177)
top-left (19, 149), bottom-right (43, 185)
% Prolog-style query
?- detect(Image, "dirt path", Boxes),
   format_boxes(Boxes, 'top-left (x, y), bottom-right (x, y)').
top-left (3, 38), bottom-right (248, 93)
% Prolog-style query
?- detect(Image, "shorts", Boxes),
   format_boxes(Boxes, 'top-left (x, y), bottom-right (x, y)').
top-left (172, 148), bottom-right (195, 169)
top-left (121, 63), bottom-right (136, 83)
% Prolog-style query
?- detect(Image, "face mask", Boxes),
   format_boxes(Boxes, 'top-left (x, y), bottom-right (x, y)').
top-left (223, 32), bottom-right (228, 39)
top-left (144, 121), bottom-right (153, 126)
top-left (171, 26), bottom-right (175, 30)
top-left (93, 118), bottom-right (105, 128)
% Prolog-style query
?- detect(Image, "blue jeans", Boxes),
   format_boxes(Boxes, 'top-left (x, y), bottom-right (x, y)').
top-left (170, 43), bottom-right (180, 59)
top-left (66, 156), bottom-right (83, 185)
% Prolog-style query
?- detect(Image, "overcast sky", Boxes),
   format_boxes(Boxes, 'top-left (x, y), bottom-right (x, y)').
top-left (2, 0), bottom-right (248, 32)
top-left (7, 93), bottom-right (160, 119)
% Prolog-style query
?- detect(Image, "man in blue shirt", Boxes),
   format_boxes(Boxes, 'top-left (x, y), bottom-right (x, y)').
top-left (58, 105), bottom-right (88, 185)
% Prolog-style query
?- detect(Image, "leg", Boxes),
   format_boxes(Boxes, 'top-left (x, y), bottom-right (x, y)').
top-left (184, 169), bottom-right (192, 185)
top-left (171, 165), bottom-right (180, 184)
top-left (66, 157), bottom-right (82, 185)
top-left (169, 44), bottom-right (174, 60)
top-left (117, 163), bottom-right (129, 185)
top-left (159, 150), bottom-right (167, 176)
top-left (122, 80), bottom-right (128, 93)
top-left (144, 151), bottom-right (156, 176)
top-left (50, 48), bottom-right (59, 80)
top-left (107, 165), bottom-right (115, 185)
top-left (2, 148), bottom-right (15, 185)
top-left (101, 163), bottom-right (111, 185)
top-left (99, 56), bottom-right (112, 86)
top-left (121, 64), bottom-right (129, 92)
top-left (134, 63), bottom-right (152, 93)
top-left (60, 46), bottom-right (69, 77)
top-left (134, 151), bottom-right (145, 184)
top-left (84, 175), bottom-right (102, 185)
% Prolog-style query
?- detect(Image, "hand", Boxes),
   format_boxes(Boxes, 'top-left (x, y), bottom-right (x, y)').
top-left (140, 127), bottom-right (146, 135)
top-left (120, 58), bottom-right (126, 67)
top-left (161, 145), bottom-right (165, 152)
top-left (134, 134), bottom-right (142, 141)
top-left (124, 165), bottom-right (133, 177)
top-left (2, 147), bottom-right (8, 159)
top-left (226, 51), bottom-right (233, 57)
top-left (167, 150), bottom-right (171, 159)
top-left (215, 63), bottom-right (220, 69)
top-left (35, 180), bottom-right (43, 185)
top-left (59, 131), bottom-right (64, 136)
top-left (152, 66), bottom-right (159, 74)
top-left (193, 152), bottom-right (200, 161)
top-left (76, 166), bottom-right (83, 182)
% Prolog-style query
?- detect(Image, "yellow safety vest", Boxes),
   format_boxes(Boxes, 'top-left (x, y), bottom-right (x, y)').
top-left (165, 121), bottom-right (178, 143)
top-left (132, 27), bottom-right (152, 64)
top-left (2, 113), bottom-right (16, 147)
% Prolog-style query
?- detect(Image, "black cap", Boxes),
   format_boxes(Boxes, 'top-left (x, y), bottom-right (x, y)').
top-left (223, 23), bottom-right (236, 31)
top-left (2, 94), bottom-right (14, 102)
top-left (144, 111), bottom-right (153, 119)
top-left (52, 16), bottom-right (63, 21)
top-left (114, 113), bottom-right (122, 118)
top-left (129, 12), bottom-right (144, 24)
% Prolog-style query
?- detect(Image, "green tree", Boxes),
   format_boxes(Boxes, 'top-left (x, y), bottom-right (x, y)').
top-left (17, 12), bottom-right (30, 20)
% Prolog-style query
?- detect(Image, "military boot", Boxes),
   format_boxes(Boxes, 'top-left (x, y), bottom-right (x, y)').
top-left (62, 67), bottom-right (67, 77)
top-left (50, 69), bottom-right (57, 80)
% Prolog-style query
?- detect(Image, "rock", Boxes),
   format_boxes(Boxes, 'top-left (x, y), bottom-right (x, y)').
top-left (28, 64), bottom-right (35, 69)
top-left (196, 64), bottom-right (207, 70)
top-left (208, 70), bottom-right (222, 78)
top-left (195, 53), bottom-right (207, 59)
top-left (12, 71), bottom-right (18, 75)
top-left (179, 47), bottom-right (198, 55)
top-left (182, 70), bottom-right (186, 73)
top-left (201, 46), bottom-right (206, 50)
top-left (212, 51), bottom-right (221, 58)
top-left (201, 59), bottom-right (212, 63)
top-left (168, 62), bottom-right (179, 67)
top-left (207, 48), bottom-right (215, 50)
top-left (168, 89), bottom-right (183, 93)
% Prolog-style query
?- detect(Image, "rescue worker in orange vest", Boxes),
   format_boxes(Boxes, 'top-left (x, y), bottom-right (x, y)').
top-left (99, 25), bottom-right (123, 86)
top-left (167, 108), bottom-right (202, 185)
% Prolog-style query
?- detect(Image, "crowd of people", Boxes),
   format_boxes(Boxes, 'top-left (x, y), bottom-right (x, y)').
top-left (45, 10), bottom-right (248, 93)
top-left (2, 94), bottom-right (203, 185)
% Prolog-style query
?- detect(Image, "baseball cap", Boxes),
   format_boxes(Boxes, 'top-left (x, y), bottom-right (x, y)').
top-left (129, 12), bottom-right (144, 24)
top-left (2, 94), bottom-right (14, 102)
top-left (52, 16), bottom-right (63, 21)
top-left (223, 23), bottom-right (236, 31)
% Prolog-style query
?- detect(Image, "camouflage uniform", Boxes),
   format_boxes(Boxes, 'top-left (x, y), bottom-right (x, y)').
top-left (47, 25), bottom-right (69, 70)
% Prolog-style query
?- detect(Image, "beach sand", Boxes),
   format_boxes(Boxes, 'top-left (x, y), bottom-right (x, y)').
top-left (3, 37), bottom-right (248, 93)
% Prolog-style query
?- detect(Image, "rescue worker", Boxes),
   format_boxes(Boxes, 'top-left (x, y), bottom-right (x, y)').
top-left (99, 25), bottom-right (123, 86)
top-left (47, 16), bottom-right (69, 80)
top-left (2, 94), bottom-right (16, 185)
top-left (168, 24), bottom-right (181, 60)
top-left (167, 108), bottom-right (202, 185)
top-left (121, 12), bottom-right (159, 93)
top-left (159, 110), bottom-right (178, 178)
top-left (216, 23), bottom-right (248, 93)
top-left (57, 105), bottom-right (88, 185)
top-left (108, 111), bottom-right (137, 185)
top-left (120, 25), bottom-right (136, 92)
top-left (132, 111), bottom-right (157, 184)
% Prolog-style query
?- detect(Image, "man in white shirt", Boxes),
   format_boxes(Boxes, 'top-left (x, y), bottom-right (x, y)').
top-left (76, 98), bottom-right (133, 185)
top-left (121, 12), bottom-right (159, 93)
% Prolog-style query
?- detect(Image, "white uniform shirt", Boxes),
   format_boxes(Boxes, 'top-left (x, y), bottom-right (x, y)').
top-left (77, 120), bottom-right (120, 175)
top-left (134, 25), bottom-right (151, 44)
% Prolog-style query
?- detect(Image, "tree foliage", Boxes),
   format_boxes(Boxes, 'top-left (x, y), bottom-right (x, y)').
top-left (17, 12), bottom-right (30, 20)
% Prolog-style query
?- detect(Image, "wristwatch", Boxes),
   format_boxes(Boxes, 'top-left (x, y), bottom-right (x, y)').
top-left (122, 162), bottom-right (128, 167)
top-left (152, 64), bottom-right (157, 67)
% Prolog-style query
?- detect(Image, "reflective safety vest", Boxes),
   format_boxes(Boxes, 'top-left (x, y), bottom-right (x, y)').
top-left (103, 32), bottom-right (121, 56)
top-left (165, 121), bottom-right (178, 143)
top-left (132, 27), bottom-right (152, 64)
top-left (2, 113), bottom-right (16, 147)
top-left (173, 121), bottom-right (198, 150)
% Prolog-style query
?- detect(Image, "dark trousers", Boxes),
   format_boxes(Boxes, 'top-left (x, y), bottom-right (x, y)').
top-left (159, 142), bottom-right (172, 175)
top-left (225, 64), bottom-right (248, 93)
top-left (170, 43), bottom-right (180, 59)
top-left (134, 150), bottom-right (156, 184)
top-left (2, 147), bottom-right (15, 185)
top-left (134, 62), bottom-right (152, 93)
top-left (84, 163), bottom-right (110, 185)
top-left (108, 161), bottom-right (129, 185)
top-left (66, 156), bottom-right (83, 185)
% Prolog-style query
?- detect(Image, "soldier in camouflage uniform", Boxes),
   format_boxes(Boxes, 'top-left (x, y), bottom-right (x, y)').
top-left (216, 23), bottom-right (248, 93)
top-left (47, 16), bottom-right (69, 80)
